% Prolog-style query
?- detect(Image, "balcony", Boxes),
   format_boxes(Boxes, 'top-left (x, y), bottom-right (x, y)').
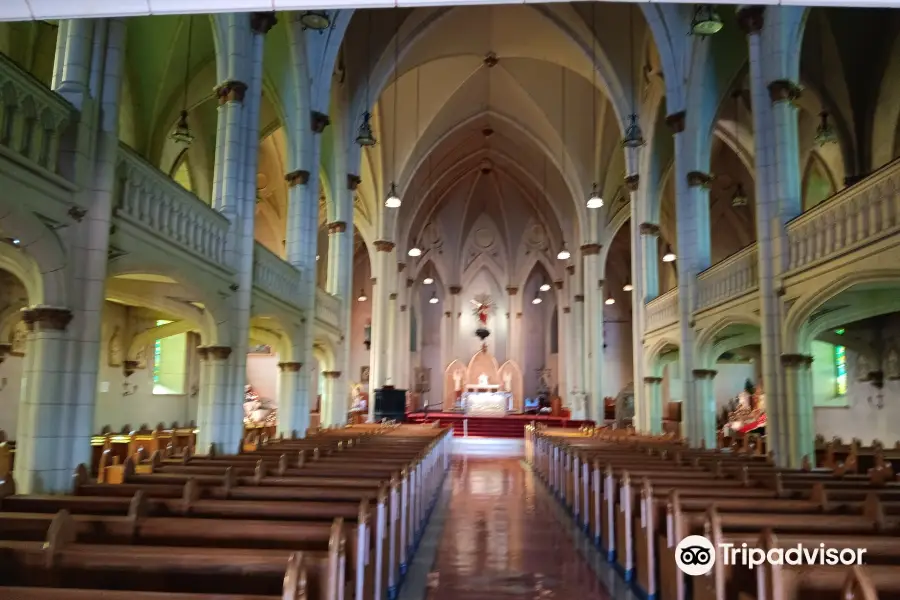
top-left (315, 286), bottom-right (341, 330)
top-left (645, 288), bottom-right (679, 333)
top-left (253, 243), bottom-right (302, 305)
top-left (696, 244), bottom-right (759, 313)
top-left (114, 145), bottom-right (229, 270)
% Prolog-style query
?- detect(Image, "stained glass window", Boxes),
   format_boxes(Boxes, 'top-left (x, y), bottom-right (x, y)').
top-left (153, 319), bottom-right (167, 384)
top-left (834, 345), bottom-right (847, 396)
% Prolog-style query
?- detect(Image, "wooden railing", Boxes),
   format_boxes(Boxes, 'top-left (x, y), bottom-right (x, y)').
top-left (645, 287), bottom-right (679, 332)
top-left (786, 158), bottom-right (900, 273)
top-left (115, 145), bottom-right (229, 267)
top-left (0, 53), bottom-right (75, 177)
top-left (696, 244), bottom-right (759, 311)
top-left (253, 242), bottom-right (302, 304)
top-left (316, 286), bottom-right (341, 328)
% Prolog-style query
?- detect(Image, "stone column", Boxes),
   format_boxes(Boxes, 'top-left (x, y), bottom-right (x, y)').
top-left (581, 243), bottom-right (603, 422)
top-left (194, 346), bottom-right (233, 454)
top-left (571, 291), bottom-right (586, 420)
top-left (396, 271), bottom-right (411, 390)
top-left (322, 370), bottom-right (342, 426)
top-left (505, 286), bottom-right (520, 365)
top-left (781, 354), bottom-right (814, 468)
top-left (638, 223), bottom-right (660, 305)
top-left (643, 376), bottom-right (664, 434)
top-left (326, 171), bottom-right (355, 427)
top-left (277, 361), bottom-right (303, 438)
top-left (386, 292), bottom-right (399, 384)
top-left (13, 307), bottom-right (72, 493)
top-left (449, 286), bottom-right (462, 357)
top-left (692, 369), bottom-right (718, 448)
top-left (54, 19), bottom-right (94, 104)
top-left (371, 240), bottom-right (395, 389)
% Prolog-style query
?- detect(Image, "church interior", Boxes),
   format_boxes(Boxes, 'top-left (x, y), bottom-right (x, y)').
top-left (0, 1), bottom-right (900, 598)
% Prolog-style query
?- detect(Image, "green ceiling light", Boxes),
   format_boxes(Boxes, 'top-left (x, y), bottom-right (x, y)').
top-left (171, 110), bottom-right (194, 146)
top-left (835, 328), bottom-right (845, 335)
top-left (622, 114), bottom-right (645, 148)
top-left (356, 112), bottom-right (376, 147)
top-left (690, 5), bottom-right (723, 37)
top-left (815, 112), bottom-right (837, 147)
top-left (300, 11), bottom-right (330, 32)
top-left (170, 16), bottom-right (195, 147)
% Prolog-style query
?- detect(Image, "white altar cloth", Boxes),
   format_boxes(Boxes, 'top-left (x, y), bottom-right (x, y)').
top-left (463, 391), bottom-right (513, 416)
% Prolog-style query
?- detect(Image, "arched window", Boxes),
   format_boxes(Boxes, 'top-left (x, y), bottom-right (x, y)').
top-left (833, 344), bottom-right (847, 397)
top-left (153, 320), bottom-right (187, 395)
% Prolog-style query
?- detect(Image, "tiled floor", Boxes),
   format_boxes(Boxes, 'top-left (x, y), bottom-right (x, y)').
top-left (421, 440), bottom-right (609, 600)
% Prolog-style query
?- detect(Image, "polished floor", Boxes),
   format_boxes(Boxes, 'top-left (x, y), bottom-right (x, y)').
top-left (420, 439), bottom-right (609, 600)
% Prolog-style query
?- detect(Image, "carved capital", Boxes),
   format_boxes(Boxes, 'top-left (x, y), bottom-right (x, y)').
top-left (643, 376), bottom-right (663, 385)
top-left (692, 369), bottom-right (717, 380)
top-left (285, 170), bottom-right (310, 187)
top-left (506, 286), bottom-right (518, 295)
top-left (215, 80), bottom-right (248, 105)
top-left (449, 286), bottom-right (462, 295)
top-left (624, 174), bottom-right (640, 192)
top-left (767, 80), bottom-right (802, 104)
top-left (311, 111), bottom-right (330, 134)
top-left (370, 277), bottom-right (377, 286)
top-left (639, 222), bottom-right (660, 236)
top-left (574, 294), bottom-right (584, 303)
top-left (597, 279), bottom-right (605, 289)
top-left (563, 307), bottom-right (571, 314)
top-left (566, 265), bottom-right (575, 275)
top-left (397, 262), bottom-right (406, 273)
top-left (327, 221), bottom-right (347, 234)
top-left (781, 353), bottom-right (813, 368)
top-left (389, 293), bottom-right (398, 300)
top-left (347, 174), bottom-right (362, 190)
top-left (686, 171), bottom-right (714, 188)
top-left (23, 307), bottom-right (72, 332)
top-left (250, 11), bottom-right (278, 34)
top-left (374, 240), bottom-right (395, 253)
top-left (580, 243), bottom-right (602, 256)
top-left (406, 278), bottom-right (414, 288)
top-left (736, 5), bottom-right (764, 34)
top-left (322, 370), bottom-right (341, 379)
top-left (554, 280), bottom-right (564, 290)
top-left (665, 111), bottom-right (686, 133)
top-left (203, 346), bottom-right (232, 361)
top-left (400, 305), bottom-right (407, 312)
top-left (278, 361), bottom-right (303, 372)
top-left (444, 311), bottom-right (452, 318)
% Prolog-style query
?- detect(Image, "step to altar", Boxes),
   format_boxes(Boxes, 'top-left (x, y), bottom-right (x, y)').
top-left (405, 412), bottom-right (592, 438)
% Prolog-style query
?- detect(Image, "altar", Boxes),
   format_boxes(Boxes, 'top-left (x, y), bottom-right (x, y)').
top-left (444, 348), bottom-right (524, 414)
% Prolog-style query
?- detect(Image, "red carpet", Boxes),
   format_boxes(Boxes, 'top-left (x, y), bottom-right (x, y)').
top-left (405, 412), bottom-right (593, 438)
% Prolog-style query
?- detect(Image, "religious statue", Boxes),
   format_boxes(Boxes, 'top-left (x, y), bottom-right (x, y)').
top-left (477, 373), bottom-right (490, 386)
top-left (243, 384), bottom-right (277, 426)
top-left (502, 371), bottom-right (512, 392)
top-left (350, 383), bottom-right (367, 412)
top-left (453, 368), bottom-right (464, 392)
top-left (470, 293), bottom-right (495, 340)
top-left (723, 380), bottom-right (766, 435)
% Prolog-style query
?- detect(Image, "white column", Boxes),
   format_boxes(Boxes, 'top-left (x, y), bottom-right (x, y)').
top-left (54, 19), bottom-right (94, 104)
top-left (626, 176), bottom-right (647, 431)
top-left (644, 376), bottom-right (663, 435)
top-left (322, 370), bottom-right (341, 426)
top-left (570, 261), bottom-right (587, 419)
top-left (327, 174), bottom-right (356, 427)
top-left (506, 287), bottom-right (523, 366)
top-left (396, 269), bottom-right (412, 390)
top-left (14, 308), bottom-right (72, 493)
top-left (581, 244), bottom-right (603, 422)
top-left (195, 346), bottom-right (233, 454)
top-left (782, 354), bottom-right (814, 468)
top-left (277, 362), bottom-right (303, 438)
top-left (449, 287), bottom-right (462, 357)
top-left (371, 241), bottom-right (395, 389)
top-left (692, 369), bottom-right (717, 448)
top-left (386, 291), bottom-right (398, 385)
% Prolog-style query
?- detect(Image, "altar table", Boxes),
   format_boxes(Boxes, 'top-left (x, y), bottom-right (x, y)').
top-left (463, 391), bottom-right (513, 416)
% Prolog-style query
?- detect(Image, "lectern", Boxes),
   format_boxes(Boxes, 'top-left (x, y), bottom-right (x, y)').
top-left (374, 386), bottom-right (408, 422)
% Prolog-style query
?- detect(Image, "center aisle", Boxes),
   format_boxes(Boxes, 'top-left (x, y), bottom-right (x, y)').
top-left (424, 440), bottom-right (608, 600)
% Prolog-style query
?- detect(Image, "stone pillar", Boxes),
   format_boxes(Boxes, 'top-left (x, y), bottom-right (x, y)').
top-left (396, 271), bottom-right (411, 389)
top-left (571, 291), bottom-right (586, 420)
top-left (638, 223), bottom-right (660, 304)
top-left (692, 369), bottom-right (718, 448)
top-left (372, 240), bottom-right (395, 389)
top-left (322, 370), bottom-right (342, 426)
top-left (195, 346), bottom-right (233, 454)
top-left (581, 243), bottom-right (603, 422)
top-left (506, 287), bottom-right (520, 365)
top-left (781, 354), bottom-right (814, 468)
top-left (386, 292), bottom-right (399, 384)
top-left (643, 376), bottom-right (664, 434)
top-left (277, 361), bottom-right (303, 438)
top-left (449, 286), bottom-right (462, 358)
top-left (54, 19), bottom-right (94, 103)
top-left (326, 171), bottom-right (355, 427)
top-left (13, 307), bottom-right (72, 493)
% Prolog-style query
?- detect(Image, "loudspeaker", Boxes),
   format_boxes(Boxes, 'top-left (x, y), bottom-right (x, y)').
top-left (374, 387), bottom-right (408, 423)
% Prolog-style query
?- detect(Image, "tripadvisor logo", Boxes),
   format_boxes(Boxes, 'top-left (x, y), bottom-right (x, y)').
top-left (675, 535), bottom-right (867, 576)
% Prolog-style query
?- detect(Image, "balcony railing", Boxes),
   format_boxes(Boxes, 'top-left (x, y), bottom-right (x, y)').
top-left (787, 158), bottom-right (900, 273)
top-left (115, 145), bottom-right (229, 267)
top-left (645, 287), bottom-right (679, 332)
top-left (253, 243), bottom-right (302, 304)
top-left (696, 244), bottom-right (759, 311)
top-left (0, 53), bottom-right (75, 177)
top-left (316, 286), bottom-right (341, 328)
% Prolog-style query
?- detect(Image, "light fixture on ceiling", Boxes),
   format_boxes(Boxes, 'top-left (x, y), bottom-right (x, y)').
top-left (623, 282), bottom-right (633, 292)
top-left (532, 292), bottom-right (542, 305)
top-left (815, 111), bottom-right (837, 147)
top-left (423, 276), bottom-right (434, 285)
top-left (557, 244), bottom-right (571, 261)
top-left (622, 114), bottom-right (645, 148)
top-left (170, 15), bottom-right (194, 146)
top-left (357, 289), bottom-right (368, 302)
top-left (385, 183), bottom-right (401, 208)
top-left (539, 281), bottom-right (551, 292)
top-left (429, 291), bottom-right (439, 304)
top-left (690, 4), bottom-right (723, 36)
top-left (587, 183), bottom-right (603, 209)
top-left (408, 246), bottom-right (422, 257)
top-left (300, 10), bottom-right (330, 32)
top-left (662, 245), bottom-right (677, 263)
top-left (731, 182), bottom-right (749, 207)
top-left (605, 295), bottom-right (616, 306)
top-left (356, 112), bottom-right (376, 147)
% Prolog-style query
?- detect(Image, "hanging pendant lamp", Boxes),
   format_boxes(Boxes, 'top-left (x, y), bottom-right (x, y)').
top-left (300, 10), bottom-right (330, 31)
top-left (429, 291), bottom-right (439, 304)
top-left (356, 14), bottom-right (376, 148)
top-left (622, 114), bottom-right (645, 148)
top-left (587, 183), bottom-right (603, 209)
top-left (170, 16), bottom-right (195, 146)
top-left (557, 244), bottom-right (571, 261)
top-left (690, 5), bottom-right (724, 36)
